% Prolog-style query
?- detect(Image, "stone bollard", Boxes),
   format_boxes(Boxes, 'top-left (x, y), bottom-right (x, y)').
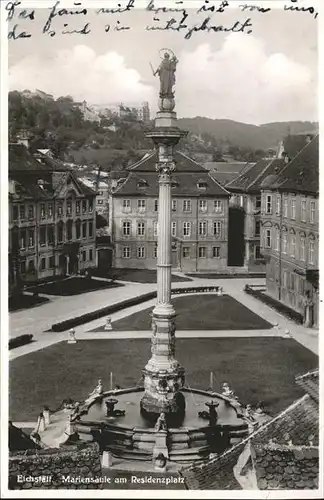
top-left (101, 450), bottom-right (113, 469)
top-left (68, 328), bottom-right (77, 344)
top-left (104, 317), bottom-right (113, 331)
top-left (284, 329), bottom-right (292, 338)
top-left (43, 407), bottom-right (50, 426)
top-left (217, 286), bottom-right (223, 296)
top-left (65, 414), bottom-right (75, 436)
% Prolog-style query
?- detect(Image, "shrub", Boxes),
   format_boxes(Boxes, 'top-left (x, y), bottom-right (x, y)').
top-left (9, 334), bottom-right (33, 350)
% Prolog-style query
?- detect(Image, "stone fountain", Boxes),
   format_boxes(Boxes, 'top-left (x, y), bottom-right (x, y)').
top-left (73, 49), bottom-right (249, 465)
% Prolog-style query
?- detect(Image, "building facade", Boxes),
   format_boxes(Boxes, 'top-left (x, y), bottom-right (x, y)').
top-left (9, 145), bottom-right (97, 294)
top-left (111, 151), bottom-right (230, 272)
top-left (260, 136), bottom-right (319, 327)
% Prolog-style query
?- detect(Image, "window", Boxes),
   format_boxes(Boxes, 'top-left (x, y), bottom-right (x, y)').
top-left (154, 199), bottom-right (158, 212)
top-left (20, 261), bottom-right (26, 274)
top-left (255, 246), bottom-right (261, 259)
top-left (265, 228), bottom-right (271, 248)
top-left (255, 196), bottom-right (261, 209)
top-left (291, 198), bottom-right (296, 220)
top-left (66, 199), bottom-right (72, 215)
top-left (76, 220), bottom-right (81, 239)
top-left (199, 247), bottom-right (206, 258)
top-left (48, 203), bottom-right (53, 217)
top-left (41, 257), bottom-right (46, 271)
top-left (239, 195), bottom-right (244, 208)
top-left (290, 273), bottom-right (296, 291)
top-left (123, 247), bottom-right (130, 258)
top-left (309, 239), bottom-right (315, 265)
top-left (283, 197), bottom-right (288, 218)
top-left (123, 221), bottom-right (131, 236)
top-left (199, 221), bottom-right (207, 236)
top-left (138, 199), bottom-right (146, 211)
top-left (76, 201), bottom-right (80, 214)
top-left (153, 221), bottom-right (158, 237)
top-left (153, 245), bottom-right (158, 258)
top-left (82, 221), bottom-right (87, 238)
top-left (28, 205), bottom-right (34, 219)
top-left (67, 220), bottom-right (73, 241)
top-left (89, 249), bottom-right (93, 261)
top-left (137, 221), bottom-right (145, 236)
top-left (82, 200), bottom-right (87, 213)
top-left (282, 232), bottom-right (288, 254)
top-left (49, 256), bottom-right (55, 268)
top-left (183, 222), bottom-right (191, 237)
top-left (98, 191), bottom-right (103, 196)
top-left (290, 234), bottom-right (296, 258)
top-left (197, 181), bottom-right (207, 189)
top-left (137, 246), bottom-right (145, 258)
top-left (123, 199), bottom-right (131, 212)
top-left (82, 251), bottom-right (86, 262)
top-left (301, 200), bottom-right (307, 222)
top-left (266, 195), bottom-right (272, 214)
top-left (47, 225), bottom-right (54, 245)
top-left (276, 196), bottom-right (281, 215)
top-left (97, 200), bottom-right (103, 205)
top-left (89, 199), bottom-right (93, 213)
top-left (212, 246), bottom-right (220, 258)
top-left (58, 222), bottom-right (64, 243)
top-left (40, 226), bottom-right (46, 246)
top-left (19, 204), bottom-right (25, 220)
top-left (183, 200), bottom-right (191, 212)
top-left (12, 205), bottom-right (19, 221)
top-left (214, 200), bottom-right (223, 213)
top-left (283, 270), bottom-right (288, 288)
top-left (89, 221), bottom-right (93, 238)
top-left (255, 220), bottom-right (261, 236)
top-left (183, 246), bottom-right (190, 258)
top-left (172, 200), bottom-right (177, 211)
top-left (28, 229), bottom-right (35, 248)
top-left (20, 229), bottom-right (26, 249)
top-left (274, 228), bottom-right (279, 251)
top-left (28, 259), bottom-right (35, 271)
top-left (300, 237), bottom-right (305, 261)
top-left (199, 200), bottom-right (207, 212)
top-left (171, 221), bottom-right (176, 237)
top-left (213, 221), bottom-right (221, 236)
top-left (310, 201), bottom-right (316, 223)
top-left (57, 203), bottom-right (63, 216)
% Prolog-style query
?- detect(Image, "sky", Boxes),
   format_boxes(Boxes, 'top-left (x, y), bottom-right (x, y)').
top-left (7, 2), bottom-right (319, 125)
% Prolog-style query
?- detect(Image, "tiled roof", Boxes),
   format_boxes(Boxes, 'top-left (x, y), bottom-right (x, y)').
top-left (129, 150), bottom-right (210, 173)
top-left (9, 422), bottom-right (41, 452)
top-left (209, 171), bottom-right (240, 186)
top-left (282, 134), bottom-right (313, 160)
top-left (115, 151), bottom-right (229, 197)
top-left (270, 135), bottom-right (319, 195)
top-left (226, 158), bottom-right (286, 193)
top-left (203, 162), bottom-right (248, 173)
top-left (9, 144), bottom-right (67, 173)
top-left (254, 443), bottom-right (319, 490)
top-left (295, 369), bottom-right (319, 403)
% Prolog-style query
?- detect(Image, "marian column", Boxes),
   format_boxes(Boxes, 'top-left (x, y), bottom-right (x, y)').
top-left (141, 50), bottom-right (188, 421)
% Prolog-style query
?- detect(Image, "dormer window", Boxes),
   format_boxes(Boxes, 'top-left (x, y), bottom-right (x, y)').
top-left (197, 181), bottom-right (207, 190)
top-left (171, 178), bottom-right (179, 188)
top-left (137, 179), bottom-right (148, 189)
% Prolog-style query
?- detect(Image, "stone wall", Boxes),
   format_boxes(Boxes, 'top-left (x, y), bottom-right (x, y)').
top-left (9, 442), bottom-right (103, 490)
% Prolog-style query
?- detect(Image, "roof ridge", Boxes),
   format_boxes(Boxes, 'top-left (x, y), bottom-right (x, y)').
top-left (246, 158), bottom-right (274, 191)
top-left (129, 151), bottom-right (155, 170)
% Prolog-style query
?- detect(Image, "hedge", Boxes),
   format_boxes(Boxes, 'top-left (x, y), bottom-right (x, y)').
top-left (244, 284), bottom-right (303, 324)
top-left (50, 286), bottom-right (223, 332)
top-left (9, 334), bottom-right (33, 350)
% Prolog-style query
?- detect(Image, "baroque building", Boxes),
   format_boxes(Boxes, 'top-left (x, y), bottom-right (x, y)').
top-left (9, 145), bottom-right (97, 295)
top-left (260, 135), bottom-right (319, 327)
top-left (111, 151), bottom-right (230, 272)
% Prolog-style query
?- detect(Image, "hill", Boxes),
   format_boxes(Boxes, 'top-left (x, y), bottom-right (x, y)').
top-left (177, 117), bottom-right (318, 150)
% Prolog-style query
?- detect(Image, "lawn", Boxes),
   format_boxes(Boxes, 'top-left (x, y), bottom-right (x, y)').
top-left (9, 338), bottom-right (317, 421)
top-left (9, 293), bottom-right (49, 312)
top-left (107, 268), bottom-right (192, 284)
top-left (27, 277), bottom-right (122, 296)
top-left (92, 295), bottom-right (272, 331)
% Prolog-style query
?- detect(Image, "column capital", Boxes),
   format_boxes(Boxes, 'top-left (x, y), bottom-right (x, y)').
top-left (156, 162), bottom-right (176, 177)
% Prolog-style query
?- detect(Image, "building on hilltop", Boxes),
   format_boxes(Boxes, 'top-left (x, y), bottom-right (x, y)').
top-left (9, 144), bottom-right (97, 295)
top-left (260, 135), bottom-right (319, 327)
top-left (111, 150), bottom-right (230, 272)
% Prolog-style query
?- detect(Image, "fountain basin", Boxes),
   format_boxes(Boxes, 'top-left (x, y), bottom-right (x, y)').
top-left (74, 388), bottom-right (248, 464)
